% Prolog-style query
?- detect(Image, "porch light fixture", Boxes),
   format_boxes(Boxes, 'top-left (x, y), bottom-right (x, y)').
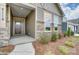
top-left (20, 8), bottom-right (23, 10)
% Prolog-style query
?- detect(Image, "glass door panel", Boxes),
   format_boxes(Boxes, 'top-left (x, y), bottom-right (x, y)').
top-left (15, 21), bottom-right (21, 34)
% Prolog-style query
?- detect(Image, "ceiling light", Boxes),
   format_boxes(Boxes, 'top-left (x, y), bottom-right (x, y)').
top-left (21, 8), bottom-right (23, 10)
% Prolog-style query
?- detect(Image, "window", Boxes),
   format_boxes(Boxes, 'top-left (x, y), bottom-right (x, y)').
top-left (54, 15), bottom-right (59, 32)
top-left (0, 6), bottom-right (4, 21)
top-left (44, 11), bottom-right (52, 31)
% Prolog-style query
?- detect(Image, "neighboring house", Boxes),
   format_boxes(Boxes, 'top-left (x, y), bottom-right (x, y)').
top-left (0, 3), bottom-right (64, 46)
top-left (67, 19), bottom-right (79, 35)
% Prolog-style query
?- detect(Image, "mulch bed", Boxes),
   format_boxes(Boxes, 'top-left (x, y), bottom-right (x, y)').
top-left (69, 42), bottom-right (79, 55)
top-left (33, 36), bottom-right (79, 55)
top-left (0, 45), bottom-right (15, 55)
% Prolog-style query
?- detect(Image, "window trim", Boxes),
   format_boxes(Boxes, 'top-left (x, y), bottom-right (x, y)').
top-left (0, 6), bottom-right (4, 21)
top-left (53, 14), bottom-right (61, 32)
top-left (44, 10), bottom-right (52, 32)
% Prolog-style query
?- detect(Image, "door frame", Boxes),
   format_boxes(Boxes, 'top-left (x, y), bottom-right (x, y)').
top-left (13, 17), bottom-right (25, 36)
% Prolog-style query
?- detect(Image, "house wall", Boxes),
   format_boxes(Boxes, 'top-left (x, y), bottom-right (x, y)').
top-left (0, 3), bottom-right (63, 41)
top-left (7, 5), bottom-right (12, 39)
top-left (6, 5), bottom-right (13, 39)
top-left (0, 4), bottom-right (12, 46)
top-left (10, 9), bottom-right (13, 36)
top-left (31, 3), bottom-right (62, 16)
top-left (0, 4), bottom-right (6, 28)
top-left (25, 10), bottom-right (35, 38)
top-left (36, 3), bottom-right (63, 39)
top-left (0, 4), bottom-right (10, 40)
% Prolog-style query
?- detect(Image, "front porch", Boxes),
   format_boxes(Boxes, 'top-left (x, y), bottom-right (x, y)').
top-left (9, 35), bottom-right (35, 45)
top-left (8, 3), bottom-right (35, 38)
top-left (1, 3), bottom-right (36, 46)
top-left (0, 3), bottom-right (36, 55)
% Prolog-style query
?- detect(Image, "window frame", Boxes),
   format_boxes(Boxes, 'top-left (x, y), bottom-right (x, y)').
top-left (44, 10), bottom-right (52, 32)
top-left (0, 6), bottom-right (4, 21)
top-left (53, 14), bottom-right (60, 32)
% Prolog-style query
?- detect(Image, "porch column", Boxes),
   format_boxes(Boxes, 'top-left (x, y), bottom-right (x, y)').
top-left (0, 4), bottom-right (9, 46)
top-left (6, 5), bottom-right (11, 39)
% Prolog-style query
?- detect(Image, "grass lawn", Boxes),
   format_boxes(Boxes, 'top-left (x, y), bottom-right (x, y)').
top-left (33, 36), bottom-right (79, 55)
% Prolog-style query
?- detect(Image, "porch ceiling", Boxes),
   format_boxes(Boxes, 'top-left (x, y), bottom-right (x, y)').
top-left (9, 3), bottom-right (34, 17)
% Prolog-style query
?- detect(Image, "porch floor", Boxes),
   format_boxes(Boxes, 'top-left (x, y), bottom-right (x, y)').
top-left (9, 35), bottom-right (35, 45)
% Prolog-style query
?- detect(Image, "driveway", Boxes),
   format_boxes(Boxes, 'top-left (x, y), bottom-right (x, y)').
top-left (9, 35), bottom-right (35, 55)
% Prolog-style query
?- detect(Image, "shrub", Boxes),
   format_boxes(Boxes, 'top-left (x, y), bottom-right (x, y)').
top-left (58, 46), bottom-right (69, 55)
top-left (71, 31), bottom-right (74, 36)
top-left (64, 27), bottom-right (74, 37)
top-left (55, 27), bottom-right (58, 30)
top-left (51, 33), bottom-right (57, 41)
top-left (39, 34), bottom-right (50, 44)
top-left (64, 41), bottom-right (74, 48)
top-left (58, 34), bottom-right (61, 39)
top-left (64, 32), bottom-right (67, 37)
top-left (68, 39), bottom-right (73, 42)
top-left (67, 27), bottom-right (71, 37)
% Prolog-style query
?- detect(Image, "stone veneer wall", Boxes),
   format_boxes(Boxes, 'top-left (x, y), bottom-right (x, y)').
top-left (36, 3), bottom-right (63, 39)
top-left (25, 10), bottom-right (35, 38)
top-left (58, 16), bottom-right (62, 34)
top-left (0, 4), bottom-right (11, 46)
top-left (0, 4), bottom-right (9, 40)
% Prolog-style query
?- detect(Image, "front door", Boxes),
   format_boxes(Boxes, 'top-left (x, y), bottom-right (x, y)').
top-left (15, 21), bottom-right (22, 35)
top-left (13, 17), bottom-right (25, 36)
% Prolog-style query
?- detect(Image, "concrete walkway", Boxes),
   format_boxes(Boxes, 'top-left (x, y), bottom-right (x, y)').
top-left (9, 35), bottom-right (35, 55)
top-left (9, 43), bottom-right (35, 55)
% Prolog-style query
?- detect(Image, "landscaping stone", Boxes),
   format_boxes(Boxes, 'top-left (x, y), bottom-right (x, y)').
top-left (44, 50), bottom-right (54, 55)
top-left (58, 46), bottom-right (69, 55)
top-left (33, 36), bottom-right (79, 55)
top-left (69, 48), bottom-right (77, 55)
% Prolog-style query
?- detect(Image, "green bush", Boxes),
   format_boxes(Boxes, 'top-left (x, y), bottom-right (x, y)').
top-left (51, 33), bottom-right (57, 41)
top-left (58, 34), bottom-right (61, 39)
top-left (39, 34), bottom-right (50, 44)
top-left (64, 27), bottom-right (74, 37)
top-left (64, 32), bottom-right (67, 37)
top-left (55, 27), bottom-right (58, 30)
top-left (58, 46), bottom-right (69, 55)
top-left (67, 27), bottom-right (71, 37)
top-left (71, 31), bottom-right (74, 36)
top-left (65, 41), bottom-right (74, 48)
